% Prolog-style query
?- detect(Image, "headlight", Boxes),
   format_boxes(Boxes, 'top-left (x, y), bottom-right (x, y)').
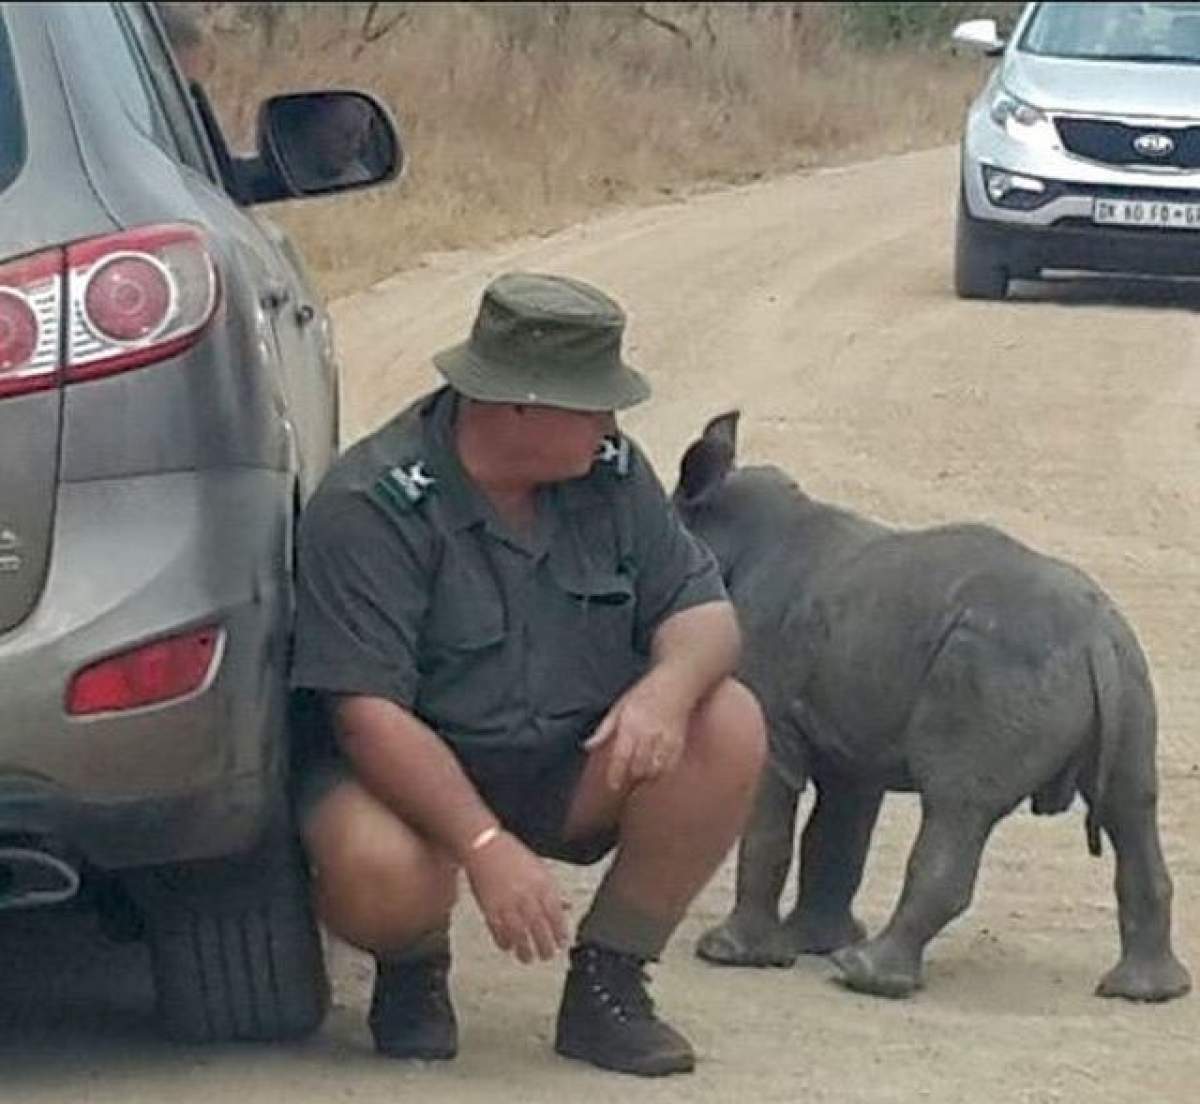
top-left (988, 89), bottom-right (1058, 148)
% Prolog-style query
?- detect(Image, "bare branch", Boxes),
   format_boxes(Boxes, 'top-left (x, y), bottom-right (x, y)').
top-left (352, 1), bottom-right (408, 59)
top-left (634, 3), bottom-right (693, 49)
top-left (361, 2), bottom-right (407, 45)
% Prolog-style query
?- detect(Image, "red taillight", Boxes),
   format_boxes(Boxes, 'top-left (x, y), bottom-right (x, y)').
top-left (0, 247), bottom-right (63, 399)
top-left (83, 253), bottom-right (173, 342)
top-left (0, 289), bottom-right (39, 370)
top-left (66, 626), bottom-right (223, 717)
top-left (0, 225), bottom-right (219, 400)
top-left (67, 224), bottom-right (218, 382)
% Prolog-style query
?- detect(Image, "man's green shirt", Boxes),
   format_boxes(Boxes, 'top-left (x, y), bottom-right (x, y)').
top-left (291, 387), bottom-right (727, 753)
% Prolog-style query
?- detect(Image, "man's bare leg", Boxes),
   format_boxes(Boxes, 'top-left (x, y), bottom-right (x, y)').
top-left (554, 677), bottom-right (767, 1076)
top-left (304, 782), bottom-right (459, 1057)
top-left (300, 677), bottom-right (765, 1069)
top-left (305, 780), bottom-right (458, 951)
top-left (564, 677), bottom-right (766, 945)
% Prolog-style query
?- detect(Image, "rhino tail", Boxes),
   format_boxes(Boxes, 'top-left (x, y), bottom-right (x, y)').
top-left (1085, 637), bottom-right (1123, 859)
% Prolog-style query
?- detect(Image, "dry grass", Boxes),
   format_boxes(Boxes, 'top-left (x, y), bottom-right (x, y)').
top-left (199, 2), bottom-right (992, 298)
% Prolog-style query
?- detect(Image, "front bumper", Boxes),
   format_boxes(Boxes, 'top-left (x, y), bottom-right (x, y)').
top-left (961, 207), bottom-right (1200, 278)
top-left (0, 468), bottom-right (294, 870)
top-left (961, 104), bottom-right (1200, 275)
top-left (963, 104), bottom-right (1200, 218)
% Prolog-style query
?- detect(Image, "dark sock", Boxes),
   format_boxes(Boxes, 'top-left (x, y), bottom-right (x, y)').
top-left (376, 927), bottom-right (450, 966)
top-left (576, 887), bottom-right (676, 961)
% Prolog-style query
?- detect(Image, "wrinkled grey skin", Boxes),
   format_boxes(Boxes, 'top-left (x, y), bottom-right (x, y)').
top-left (674, 412), bottom-right (1190, 1002)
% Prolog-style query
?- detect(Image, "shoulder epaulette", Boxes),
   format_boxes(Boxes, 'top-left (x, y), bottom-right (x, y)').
top-left (372, 460), bottom-right (437, 517)
top-left (594, 434), bottom-right (632, 478)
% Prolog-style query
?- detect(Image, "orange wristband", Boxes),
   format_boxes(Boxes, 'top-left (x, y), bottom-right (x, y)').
top-left (468, 825), bottom-right (502, 855)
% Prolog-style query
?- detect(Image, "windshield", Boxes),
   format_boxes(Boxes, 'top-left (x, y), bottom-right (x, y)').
top-left (1021, 1), bottom-right (1200, 63)
top-left (0, 14), bottom-right (26, 194)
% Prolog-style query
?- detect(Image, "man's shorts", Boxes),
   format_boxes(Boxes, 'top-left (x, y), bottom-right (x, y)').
top-left (292, 739), bottom-right (617, 867)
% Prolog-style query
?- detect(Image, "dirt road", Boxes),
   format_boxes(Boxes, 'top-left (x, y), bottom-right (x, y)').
top-left (3, 145), bottom-right (1198, 1102)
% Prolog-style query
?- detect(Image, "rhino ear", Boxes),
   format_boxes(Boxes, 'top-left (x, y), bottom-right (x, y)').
top-left (702, 410), bottom-right (740, 456)
top-left (677, 411), bottom-right (739, 503)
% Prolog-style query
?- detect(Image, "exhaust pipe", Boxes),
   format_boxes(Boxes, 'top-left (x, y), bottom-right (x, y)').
top-left (0, 844), bottom-right (81, 911)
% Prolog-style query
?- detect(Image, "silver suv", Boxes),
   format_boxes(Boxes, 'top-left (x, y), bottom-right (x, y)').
top-left (0, 2), bottom-right (400, 1041)
top-left (953, 1), bottom-right (1200, 298)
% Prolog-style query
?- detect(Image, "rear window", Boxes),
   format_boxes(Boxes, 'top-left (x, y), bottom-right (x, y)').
top-left (0, 14), bottom-right (24, 194)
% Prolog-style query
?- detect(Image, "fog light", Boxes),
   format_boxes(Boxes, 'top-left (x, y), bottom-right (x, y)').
top-left (982, 166), bottom-right (1049, 209)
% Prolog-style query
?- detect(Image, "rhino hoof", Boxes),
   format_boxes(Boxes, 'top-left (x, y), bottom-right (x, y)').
top-left (695, 916), bottom-right (798, 968)
top-left (830, 943), bottom-right (921, 999)
top-left (1096, 954), bottom-right (1192, 1003)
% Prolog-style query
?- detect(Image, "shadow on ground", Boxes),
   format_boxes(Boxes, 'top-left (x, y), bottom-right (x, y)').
top-left (1009, 274), bottom-right (1200, 310)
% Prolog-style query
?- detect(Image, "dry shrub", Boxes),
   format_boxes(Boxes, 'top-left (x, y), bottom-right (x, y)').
top-left (195, 2), bottom-right (992, 297)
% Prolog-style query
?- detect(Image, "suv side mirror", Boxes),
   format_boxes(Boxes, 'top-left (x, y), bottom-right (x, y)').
top-left (257, 90), bottom-right (403, 199)
top-left (951, 19), bottom-right (1006, 56)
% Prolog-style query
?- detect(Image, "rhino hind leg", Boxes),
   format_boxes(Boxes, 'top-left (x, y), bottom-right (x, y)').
top-left (784, 779), bottom-right (884, 954)
top-left (1093, 741), bottom-right (1191, 1001)
top-left (832, 802), bottom-right (996, 999)
top-left (697, 765), bottom-right (803, 967)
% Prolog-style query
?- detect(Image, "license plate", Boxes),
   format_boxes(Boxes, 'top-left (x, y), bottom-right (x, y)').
top-left (1093, 198), bottom-right (1200, 229)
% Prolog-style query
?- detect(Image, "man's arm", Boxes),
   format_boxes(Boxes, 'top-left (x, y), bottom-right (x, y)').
top-left (586, 599), bottom-right (741, 790)
top-left (334, 694), bottom-right (569, 962)
top-left (642, 598), bottom-right (741, 712)
top-left (585, 441), bottom-right (742, 788)
top-left (333, 694), bottom-right (496, 864)
top-left (292, 490), bottom-right (567, 961)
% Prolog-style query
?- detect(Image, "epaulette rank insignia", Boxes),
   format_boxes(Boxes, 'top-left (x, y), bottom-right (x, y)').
top-left (595, 434), bottom-right (631, 477)
top-left (373, 460), bottom-right (437, 516)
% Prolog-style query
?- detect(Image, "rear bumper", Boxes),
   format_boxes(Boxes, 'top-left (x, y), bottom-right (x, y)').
top-left (0, 468), bottom-right (294, 870)
top-left (0, 765), bottom-right (274, 869)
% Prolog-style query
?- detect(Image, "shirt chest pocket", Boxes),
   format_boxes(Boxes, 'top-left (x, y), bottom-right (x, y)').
top-left (543, 562), bottom-right (641, 704)
top-left (423, 564), bottom-right (506, 656)
top-left (417, 560), bottom-right (511, 739)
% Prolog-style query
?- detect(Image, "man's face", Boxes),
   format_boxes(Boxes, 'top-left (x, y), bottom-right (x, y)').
top-left (512, 405), bottom-right (617, 482)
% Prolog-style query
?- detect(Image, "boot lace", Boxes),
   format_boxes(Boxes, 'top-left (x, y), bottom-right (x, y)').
top-left (581, 948), bottom-right (656, 1023)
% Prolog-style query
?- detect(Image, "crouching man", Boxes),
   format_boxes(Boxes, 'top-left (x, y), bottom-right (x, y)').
top-left (291, 272), bottom-right (766, 1077)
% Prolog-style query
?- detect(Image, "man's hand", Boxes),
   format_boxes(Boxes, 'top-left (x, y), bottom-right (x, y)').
top-left (464, 831), bottom-right (569, 963)
top-left (584, 675), bottom-right (692, 792)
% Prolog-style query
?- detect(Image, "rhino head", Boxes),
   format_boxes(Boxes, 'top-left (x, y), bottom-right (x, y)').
top-left (672, 411), bottom-right (817, 585)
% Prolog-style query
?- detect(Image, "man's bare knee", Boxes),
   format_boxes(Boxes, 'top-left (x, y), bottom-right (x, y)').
top-left (688, 678), bottom-right (767, 779)
top-left (305, 782), bottom-right (458, 949)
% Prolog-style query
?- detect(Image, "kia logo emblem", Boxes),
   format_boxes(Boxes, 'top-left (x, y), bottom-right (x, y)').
top-left (1133, 132), bottom-right (1176, 158)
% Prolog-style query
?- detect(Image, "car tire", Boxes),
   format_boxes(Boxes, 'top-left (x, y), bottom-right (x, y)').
top-left (954, 196), bottom-right (1010, 300)
top-left (135, 821), bottom-right (330, 1044)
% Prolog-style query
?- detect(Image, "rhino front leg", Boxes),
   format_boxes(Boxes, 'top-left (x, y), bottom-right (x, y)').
top-left (1094, 762), bottom-right (1191, 1001)
top-left (832, 802), bottom-right (994, 998)
top-left (696, 764), bottom-right (802, 967)
top-left (785, 779), bottom-right (883, 954)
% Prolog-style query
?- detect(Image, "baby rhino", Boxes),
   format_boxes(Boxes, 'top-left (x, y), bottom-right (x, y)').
top-left (674, 412), bottom-right (1190, 1003)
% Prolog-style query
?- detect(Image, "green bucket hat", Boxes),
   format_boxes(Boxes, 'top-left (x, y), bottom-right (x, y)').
top-left (432, 272), bottom-right (651, 412)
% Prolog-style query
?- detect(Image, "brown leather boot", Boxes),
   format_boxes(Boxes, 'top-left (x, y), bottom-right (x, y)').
top-left (367, 952), bottom-right (457, 1060)
top-left (554, 944), bottom-right (694, 1076)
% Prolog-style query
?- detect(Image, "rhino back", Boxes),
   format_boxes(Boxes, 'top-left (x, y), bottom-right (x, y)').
top-left (762, 522), bottom-right (1127, 778)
